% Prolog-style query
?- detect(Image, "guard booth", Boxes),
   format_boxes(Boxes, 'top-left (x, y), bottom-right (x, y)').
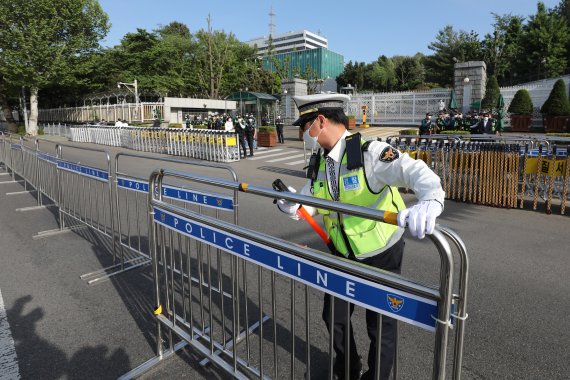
top-left (225, 91), bottom-right (278, 124)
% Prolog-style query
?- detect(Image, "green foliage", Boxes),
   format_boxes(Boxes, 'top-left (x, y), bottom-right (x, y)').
top-left (16, 125), bottom-right (26, 136)
top-left (519, 2), bottom-right (569, 80)
top-left (482, 14), bottom-right (525, 82)
top-left (545, 132), bottom-right (570, 136)
top-left (347, 115), bottom-right (356, 120)
top-left (423, 26), bottom-right (483, 87)
top-left (508, 89), bottom-right (534, 114)
top-left (541, 79), bottom-right (570, 115)
top-left (192, 124), bottom-right (208, 129)
top-left (440, 130), bottom-right (472, 135)
top-left (399, 129), bottom-right (419, 135)
top-left (258, 125), bottom-right (275, 133)
top-left (481, 76), bottom-right (501, 110)
top-left (168, 123), bottom-right (183, 128)
top-left (0, 0), bottom-right (109, 88)
top-left (38, 127), bottom-right (44, 135)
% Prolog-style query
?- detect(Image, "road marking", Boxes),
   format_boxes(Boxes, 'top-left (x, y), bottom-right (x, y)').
top-left (266, 153), bottom-right (305, 163)
top-left (0, 288), bottom-right (20, 379)
top-left (286, 159), bottom-right (307, 166)
top-left (248, 151), bottom-right (292, 161)
top-left (245, 148), bottom-right (284, 156)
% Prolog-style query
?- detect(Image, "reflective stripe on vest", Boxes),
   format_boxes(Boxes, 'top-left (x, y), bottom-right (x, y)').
top-left (312, 141), bottom-right (406, 259)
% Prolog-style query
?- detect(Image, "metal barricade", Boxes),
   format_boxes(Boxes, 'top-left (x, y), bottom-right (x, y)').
top-left (121, 169), bottom-right (469, 380)
top-left (34, 140), bottom-right (59, 209)
top-left (35, 143), bottom-right (116, 256)
top-left (80, 152), bottom-right (239, 285)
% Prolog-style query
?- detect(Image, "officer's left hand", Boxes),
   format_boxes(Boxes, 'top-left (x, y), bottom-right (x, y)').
top-left (397, 200), bottom-right (443, 239)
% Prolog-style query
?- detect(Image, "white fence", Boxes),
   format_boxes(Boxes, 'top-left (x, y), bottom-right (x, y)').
top-left (38, 102), bottom-right (164, 124)
top-left (499, 75), bottom-right (570, 129)
top-left (347, 75), bottom-right (570, 128)
top-left (346, 89), bottom-right (450, 126)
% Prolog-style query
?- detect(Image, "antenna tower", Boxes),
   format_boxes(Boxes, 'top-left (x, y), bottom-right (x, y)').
top-left (269, 5), bottom-right (276, 36)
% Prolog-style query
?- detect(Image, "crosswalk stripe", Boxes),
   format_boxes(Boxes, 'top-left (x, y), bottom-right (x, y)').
top-left (248, 151), bottom-right (293, 161)
top-left (246, 148), bottom-right (283, 156)
top-left (266, 153), bottom-right (305, 163)
top-left (0, 288), bottom-right (20, 379)
top-left (286, 159), bottom-right (307, 166)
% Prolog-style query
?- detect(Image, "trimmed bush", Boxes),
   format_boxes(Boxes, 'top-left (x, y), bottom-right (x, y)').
top-left (481, 76), bottom-right (500, 110)
top-left (508, 89), bottom-right (533, 115)
top-left (399, 129), bottom-right (419, 135)
top-left (546, 132), bottom-right (570, 137)
top-left (541, 79), bottom-right (570, 116)
top-left (168, 123), bottom-right (183, 128)
top-left (258, 125), bottom-right (275, 133)
top-left (440, 130), bottom-right (471, 135)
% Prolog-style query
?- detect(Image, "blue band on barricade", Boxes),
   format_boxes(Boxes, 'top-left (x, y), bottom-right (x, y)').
top-left (10, 144), bottom-right (22, 150)
top-left (117, 177), bottom-right (234, 211)
top-left (521, 149), bottom-right (569, 157)
top-left (57, 159), bottom-right (109, 182)
top-left (153, 206), bottom-right (438, 332)
top-left (37, 151), bottom-right (58, 164)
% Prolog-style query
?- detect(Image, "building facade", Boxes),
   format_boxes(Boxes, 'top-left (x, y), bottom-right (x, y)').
top-left (262, 48), bottom-right (344, 81)
top-left (247, 30), bottom-right (328, 55)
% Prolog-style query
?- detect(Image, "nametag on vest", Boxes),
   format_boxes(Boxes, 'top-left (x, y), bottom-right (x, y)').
top-left (342, 175), bottom-right (360, 191)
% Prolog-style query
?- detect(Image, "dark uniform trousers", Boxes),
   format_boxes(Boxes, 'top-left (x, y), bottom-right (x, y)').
top-left (322, 237), bottom-right (405, 380)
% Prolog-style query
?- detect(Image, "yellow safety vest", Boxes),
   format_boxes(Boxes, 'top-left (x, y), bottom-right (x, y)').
top-left (312, 142), bottom-right (406, 258)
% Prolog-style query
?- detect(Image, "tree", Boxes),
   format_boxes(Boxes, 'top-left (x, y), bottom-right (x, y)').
top-left (519, 2), bottom-right (569, 80)
top-left (507, 89), bottom-right (533, 115)
top-left (482, 14), bottom-right (525, 84)
top-left (392, 54), bottom-right (425, 90)
top-left (0, 75), bottom-right (18, 132)
top-left (0, 0), bottom-right (109, 135)
top-left (424, 26), bottom-right (484, 87)
top-left (481, 76), bottom-right (501, 110)
top-left (541, 78), bottom-right (570, 115)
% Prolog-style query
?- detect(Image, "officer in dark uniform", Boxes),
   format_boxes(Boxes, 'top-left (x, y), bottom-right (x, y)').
top-left (275, 115), bottom-right (285, 143)
top-left (245, 117), bottom-right (255, 156)
top-left (235, 116), bottom-right (248, 158)
top-left (419, 113), bottom-right (433, 135)
top-left (476, 112), bottom-right (496, 134)
top-left (435, 111), bottom-right (446, 133)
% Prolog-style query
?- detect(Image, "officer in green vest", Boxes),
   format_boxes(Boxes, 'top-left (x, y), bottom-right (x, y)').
top-left (276, 94), bottom-right (445, 380)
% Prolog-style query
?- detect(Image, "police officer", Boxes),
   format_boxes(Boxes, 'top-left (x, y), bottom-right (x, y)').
top-left (419, 112), bottom-right (433, 135)
top-left (476, 112), bottom-right (496, 134)
top-left (275, 115), bottom-right (285, 143)
top-left (276, 94), bottom-right (445, 380)
top-left (236, 116), bottom-right (248, 158)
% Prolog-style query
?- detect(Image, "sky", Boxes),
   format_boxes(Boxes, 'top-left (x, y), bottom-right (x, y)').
top-left (98, 0), bottom-right (561, 63)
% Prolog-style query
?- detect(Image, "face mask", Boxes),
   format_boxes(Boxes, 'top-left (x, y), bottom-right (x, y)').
top-left (303, 118), bottom-right (321, 150)
top-left (483, 118), bottom-right (489, 123)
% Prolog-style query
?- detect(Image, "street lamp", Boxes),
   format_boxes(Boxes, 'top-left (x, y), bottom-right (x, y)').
top-left (117, 79), bottom-right (139, 121)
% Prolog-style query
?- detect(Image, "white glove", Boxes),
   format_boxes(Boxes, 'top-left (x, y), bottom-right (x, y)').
top-left (276, 186), bottom-right (300, 220)
top-left (397, 200), bottom-right (443, 239)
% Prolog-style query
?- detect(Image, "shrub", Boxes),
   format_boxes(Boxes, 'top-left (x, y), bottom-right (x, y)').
top-left (17, 125), bottom-right (26, 136)
top-left (440, 130), bottom-right (471, 135)
top-left (347, 115), bottom-right (356, 120)
top-left (541, 79), bottom-right (570, 116)
top-left (546, 132), bottom-right (570, 137)
top-left (193, 124), bottom-right (208, 129)
top-left (38, 127), bottom-right (44, 135)
top-left (481, 76), bottom-right (500, 110)
top-left (399, 129), bottom-right (419, 135)
top-left (258, 125), bottom-right (275, 133)
top-left (508, 89), bottom-right (533, 115)
top-left (168, 123), bottom-right (183, 128)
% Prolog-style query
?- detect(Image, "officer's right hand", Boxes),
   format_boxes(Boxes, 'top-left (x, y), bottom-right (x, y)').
top-left (276, 186), bottom-right (300, 219)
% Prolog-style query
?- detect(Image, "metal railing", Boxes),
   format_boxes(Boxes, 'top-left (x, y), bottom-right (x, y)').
top-left (117, 168), bottom-right (469, 380)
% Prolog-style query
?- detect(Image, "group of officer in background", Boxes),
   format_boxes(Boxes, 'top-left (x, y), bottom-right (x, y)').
top-left (419, 109), bottom-right (502, 135)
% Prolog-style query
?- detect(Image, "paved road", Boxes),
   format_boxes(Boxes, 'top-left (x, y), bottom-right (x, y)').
top-left (0, 125), bottom-right (568, 379)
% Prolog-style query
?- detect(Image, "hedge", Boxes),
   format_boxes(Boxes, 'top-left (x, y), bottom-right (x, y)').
top-left (508, 89), bottom-right (533, 115)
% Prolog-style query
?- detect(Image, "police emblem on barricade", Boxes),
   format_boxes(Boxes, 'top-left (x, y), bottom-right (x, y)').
top-left (216, 198), bottom-right (223, 206)
top-left (160, 212), bottom-right (166, 222)
top-left (387, 294), bottom-right (404, 312)
top-left (380, 146), bottom-right (399, 162)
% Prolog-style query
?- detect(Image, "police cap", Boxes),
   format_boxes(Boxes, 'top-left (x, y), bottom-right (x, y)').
top-left (292, 93), bottom-right (350, 127)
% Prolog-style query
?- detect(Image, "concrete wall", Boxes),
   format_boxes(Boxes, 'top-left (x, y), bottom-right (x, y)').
top-left (454, 61), bottom-right (487, 112)
top-left (281, 78), bottom-right (307, 126)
